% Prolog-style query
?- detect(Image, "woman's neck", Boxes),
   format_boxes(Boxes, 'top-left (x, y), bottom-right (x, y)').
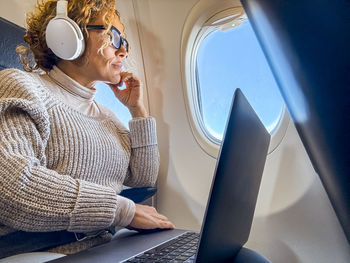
top-left (56, 61), bottom-right (96, 89)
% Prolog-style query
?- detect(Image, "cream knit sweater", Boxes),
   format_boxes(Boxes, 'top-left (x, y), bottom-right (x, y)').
top-left (0, 67), bottom-right (159, 239)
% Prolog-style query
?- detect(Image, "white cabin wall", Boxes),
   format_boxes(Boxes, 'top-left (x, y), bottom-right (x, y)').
top-left (0, 0), bottom-right (35, 27)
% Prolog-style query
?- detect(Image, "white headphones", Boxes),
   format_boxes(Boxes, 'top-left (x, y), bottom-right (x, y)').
top-left (45, 0), bottom-right (85, 60)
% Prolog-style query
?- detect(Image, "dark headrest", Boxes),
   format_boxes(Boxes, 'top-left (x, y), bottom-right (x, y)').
top-left (0, 17), bottom-right (26, 70)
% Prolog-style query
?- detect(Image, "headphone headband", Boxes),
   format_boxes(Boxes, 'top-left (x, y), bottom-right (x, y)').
top-left (56, 0), bottom-right (68, 16)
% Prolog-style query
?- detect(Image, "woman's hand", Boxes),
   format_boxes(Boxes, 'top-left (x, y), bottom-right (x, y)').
top-left (128, 204), bottom-right (175, 230)
top-left (108, 72), bottom-right (148, 118)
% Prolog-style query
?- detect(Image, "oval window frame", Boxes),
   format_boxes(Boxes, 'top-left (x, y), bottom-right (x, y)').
top-left (180, 0), bottom-right (289, 158)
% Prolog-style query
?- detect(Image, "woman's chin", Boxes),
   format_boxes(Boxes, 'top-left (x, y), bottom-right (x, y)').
top-left (109, 75), bottom-right (121, 85)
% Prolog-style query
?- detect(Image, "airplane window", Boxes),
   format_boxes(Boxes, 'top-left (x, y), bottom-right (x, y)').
top-left (95, 81), bottom-right (131, 127)
top-left (196, 19), bottom-right (284, 141)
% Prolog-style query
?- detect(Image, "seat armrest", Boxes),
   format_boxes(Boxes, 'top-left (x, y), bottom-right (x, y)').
top-left (119, 187), bottom-right (157, 203)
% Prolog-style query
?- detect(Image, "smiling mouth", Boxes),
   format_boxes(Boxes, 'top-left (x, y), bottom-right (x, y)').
top-left (112, 63), bottom-right (123, 70)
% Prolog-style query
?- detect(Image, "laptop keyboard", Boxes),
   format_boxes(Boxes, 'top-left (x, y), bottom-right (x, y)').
top-left (123, 231), bottom-right (199, 263)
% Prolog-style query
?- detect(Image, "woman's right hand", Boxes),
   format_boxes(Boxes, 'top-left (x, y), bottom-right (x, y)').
top-left (128, 204), bottom-right (175, 230)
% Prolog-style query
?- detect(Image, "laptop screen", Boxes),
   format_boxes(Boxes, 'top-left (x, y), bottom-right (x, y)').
top-left (196, 89), bottom-right (270, 262)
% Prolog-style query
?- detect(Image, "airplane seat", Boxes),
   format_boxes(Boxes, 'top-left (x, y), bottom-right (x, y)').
top-left (119, 186), bottom-right (157, 203)
top-left (235, 247), bottom-right (271, 263)
top-left (0, 17), bottom-right (26, 70)
top-left (0, 16), bottom-right (156, 203)
top-left (241, 0), bottom-right (350, 244)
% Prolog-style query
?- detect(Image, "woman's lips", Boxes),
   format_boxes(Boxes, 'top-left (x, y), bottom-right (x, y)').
top-left (112, 63), bottom-right (123, 70)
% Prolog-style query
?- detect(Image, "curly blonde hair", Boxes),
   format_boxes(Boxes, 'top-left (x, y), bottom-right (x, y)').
top-left (17, 0), bottom-right (120, 72)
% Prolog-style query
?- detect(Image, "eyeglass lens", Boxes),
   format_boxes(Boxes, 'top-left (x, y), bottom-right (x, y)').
top-left (111, 28), bottom-right (128, 52)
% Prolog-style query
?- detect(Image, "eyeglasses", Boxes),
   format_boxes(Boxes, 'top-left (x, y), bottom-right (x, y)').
top-left (86, 25), bottom-right (129, 52)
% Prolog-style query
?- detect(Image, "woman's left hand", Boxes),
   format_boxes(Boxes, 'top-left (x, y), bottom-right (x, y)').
top-left (108, 72), bottom-right (148, 118)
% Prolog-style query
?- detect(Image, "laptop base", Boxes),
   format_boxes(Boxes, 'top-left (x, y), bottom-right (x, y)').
top-left (49, 228), bottom-right (270, 263)
top-left (50, 229), bottom-right (187, 263)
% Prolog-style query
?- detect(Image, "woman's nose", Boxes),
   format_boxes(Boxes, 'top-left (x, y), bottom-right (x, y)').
top-left (115, 45), bottom-right (127, 58)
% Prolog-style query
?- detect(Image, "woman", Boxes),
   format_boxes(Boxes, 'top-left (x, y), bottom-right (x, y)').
top-left (0, 0), bottom-right (174, 258)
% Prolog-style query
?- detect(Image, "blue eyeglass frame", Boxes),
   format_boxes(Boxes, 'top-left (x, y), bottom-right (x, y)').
top-left (86, 25), bottom-right (129, 52)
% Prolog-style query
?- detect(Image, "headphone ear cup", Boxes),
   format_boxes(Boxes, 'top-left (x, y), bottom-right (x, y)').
top-left (46, 17), bottom-right (85, 60)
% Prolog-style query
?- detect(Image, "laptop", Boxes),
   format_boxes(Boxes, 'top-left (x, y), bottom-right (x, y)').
top-left (51, 88), bottom-right (270, 263)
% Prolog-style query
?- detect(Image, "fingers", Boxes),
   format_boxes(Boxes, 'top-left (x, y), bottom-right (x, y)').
top-left (119, 72), bottom-right (141, 87)
top-left (142, 205), bottom-right (169, 221)
top-left (150, 216), bottom-right (175, 230)
top-left (160, 220), bottom-right (175, 229)
top-left (119, 71), bottom-right (135, 80)
top-left (151, 211), bottom-right (175, 230)
top-left (154, 213), bottom-right (169, 221)
top-left (152, 213), bottom-right (174, 229)
top-left (142, 205), bottom-right (172, 225)
top-left (129, 204), bottom-right (175, 230)
top-left (106, 72), bottom-right (139, 89)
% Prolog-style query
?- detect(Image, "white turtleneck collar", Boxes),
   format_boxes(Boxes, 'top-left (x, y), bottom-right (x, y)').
top-left (48, 66), bottom-right (96, 101)
top-left (43, 66), bottom-right (102, 117)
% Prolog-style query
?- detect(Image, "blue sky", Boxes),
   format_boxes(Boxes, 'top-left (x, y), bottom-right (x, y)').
top-left (196, 20), bottom-right (284, 140)
top-left (95, 81), bottom-right (132, 127)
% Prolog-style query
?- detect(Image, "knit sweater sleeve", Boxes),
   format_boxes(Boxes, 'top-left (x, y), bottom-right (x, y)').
top-left (0, 69), bottom-right (131, 232)
top-left (123, 117), bottom-right (160, 187)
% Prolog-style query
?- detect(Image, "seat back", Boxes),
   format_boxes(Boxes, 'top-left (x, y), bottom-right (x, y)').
top-left (0, 17), bottom-right (26, 70)
top-left (241, 0), bottom-right (350, 243)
